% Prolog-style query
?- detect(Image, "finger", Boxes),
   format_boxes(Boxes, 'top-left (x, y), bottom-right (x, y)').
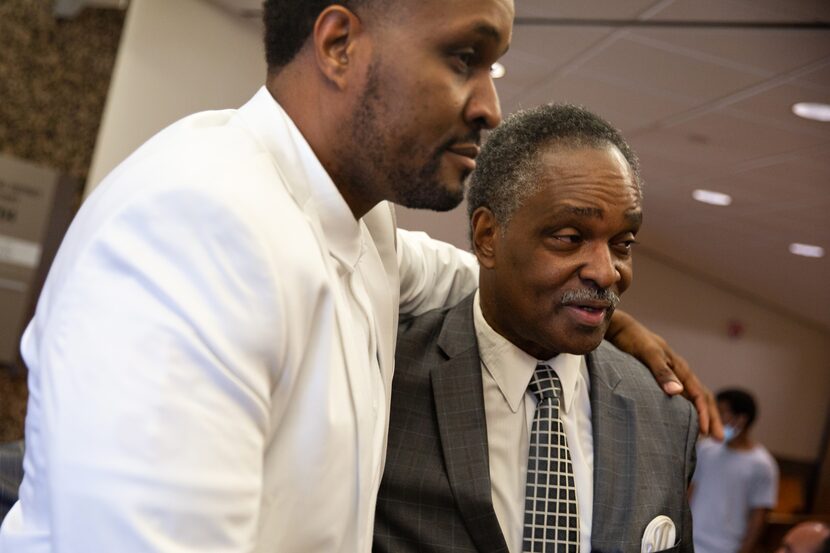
top-left (648, 347), bottom-right (684, 395)
top-left (649, 358), bottom-right (684, 396)
top-left (669, 352), bottom-right (715, 436)
top-left (661, 374), bottom-right (684, 396)
top-left (692, 391), bottom-right (710, 436)
top-left (705, 390), bottom-right (724, 441)
top-left (681, 371), bottom-right (717, 438)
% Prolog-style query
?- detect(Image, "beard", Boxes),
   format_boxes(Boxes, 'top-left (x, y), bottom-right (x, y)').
top-left (344, 61), bottom-right (467, 213)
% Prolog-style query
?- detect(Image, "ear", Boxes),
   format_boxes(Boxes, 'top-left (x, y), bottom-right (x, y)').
top-left (471, 207), bottom-right (499, 269)
top-left (312, 5), bottom-right (365, 89)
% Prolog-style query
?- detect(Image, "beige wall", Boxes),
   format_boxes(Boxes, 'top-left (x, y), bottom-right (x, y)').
top-left (86, 0), bottom-right (265, 194)
top-left (622, 253), bottom-right (830, 462)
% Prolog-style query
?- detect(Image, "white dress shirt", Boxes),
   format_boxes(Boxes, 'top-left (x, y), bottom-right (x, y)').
top-left (306, 153), bottom-right (388, 547)
top-left (473, 291), bottom-right (595, 553)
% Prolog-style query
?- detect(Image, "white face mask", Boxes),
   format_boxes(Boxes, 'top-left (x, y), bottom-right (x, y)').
top-left (722, 424), bottom-right (740, 443)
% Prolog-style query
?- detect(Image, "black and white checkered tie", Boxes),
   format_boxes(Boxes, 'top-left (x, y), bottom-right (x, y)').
top-left (523, 364), bottom-right (580, 553)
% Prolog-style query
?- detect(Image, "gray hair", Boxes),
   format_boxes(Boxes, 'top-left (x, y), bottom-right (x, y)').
top-left (467, 103), bottom-right (642, 232)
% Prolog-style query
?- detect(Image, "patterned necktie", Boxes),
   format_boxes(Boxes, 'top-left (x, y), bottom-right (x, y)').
top-left (523, 364), bottom-right (580, 553)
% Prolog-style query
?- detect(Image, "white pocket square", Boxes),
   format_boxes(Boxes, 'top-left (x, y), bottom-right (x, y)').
top-left (641, 515), bottom-right (677, 553)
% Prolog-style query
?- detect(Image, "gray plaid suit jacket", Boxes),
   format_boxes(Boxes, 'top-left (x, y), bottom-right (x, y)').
top-left (374, 293), bottom-right (697, 553)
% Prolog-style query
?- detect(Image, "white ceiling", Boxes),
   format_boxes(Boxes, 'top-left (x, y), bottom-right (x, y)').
top-left (211, 0), bottom-right (830, 331)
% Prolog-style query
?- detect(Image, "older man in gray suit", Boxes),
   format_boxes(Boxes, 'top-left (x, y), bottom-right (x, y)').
top-left (374, 104), bottom-right (697, 553)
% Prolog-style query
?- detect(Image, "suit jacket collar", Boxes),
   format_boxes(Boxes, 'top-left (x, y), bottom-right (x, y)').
top-left (236, 86), bottom-right (363, 269)
top-left (436, 298), bottom-right (648, 552)
top-left (435, 298), bottom-right (635, 553)
top-left (588, 343), bottom-right (635, 551)
top-left (236, 86), bottom-right (399, 473)
top-left (587, 344), bottom-right (623, 394)
top-left (432, 293), bottom-right (510, 553)
top-left (237, 86), bottom-right (316, 212)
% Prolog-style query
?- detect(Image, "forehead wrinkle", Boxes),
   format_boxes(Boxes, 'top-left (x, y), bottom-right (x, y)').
top-left (563, 206), bottom-right (603, 219)
top-left (546, 204), bottom-right (642, 226)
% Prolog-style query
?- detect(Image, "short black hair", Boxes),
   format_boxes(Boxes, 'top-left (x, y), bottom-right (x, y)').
top-left (467, 103), bottom-right (641, 231)
top-left (716, 388), bottom-right (758, 427)
top-left (263, 0), bottom-right (385, 71)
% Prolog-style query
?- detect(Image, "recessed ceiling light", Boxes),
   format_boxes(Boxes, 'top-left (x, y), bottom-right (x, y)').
top-left (692, 189), bottom-right (732, 206)
top-left (792, 102), bottom-right (830, 122)
top-left (490, 62), bottom-right (506, 79)
top-left (789, 243), bottom-right (825, 258)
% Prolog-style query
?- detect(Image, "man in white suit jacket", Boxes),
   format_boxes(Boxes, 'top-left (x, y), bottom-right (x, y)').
top-left (0, 1), bottom-right (718, 552)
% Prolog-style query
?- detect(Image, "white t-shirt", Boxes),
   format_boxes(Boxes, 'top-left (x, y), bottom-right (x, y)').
top-left (690, 438), bottom-right (779, 553)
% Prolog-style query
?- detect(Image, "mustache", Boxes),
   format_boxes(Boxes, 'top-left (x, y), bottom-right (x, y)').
top-left (560, 288), bottom-right (621, 309)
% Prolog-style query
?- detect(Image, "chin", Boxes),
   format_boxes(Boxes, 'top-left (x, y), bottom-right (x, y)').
top-left (560, 333), bottom-right (605, 356)
top-left (393, 172), bottom-right (464, 212)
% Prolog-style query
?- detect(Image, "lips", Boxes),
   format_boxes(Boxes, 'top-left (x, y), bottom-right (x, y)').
top-left (563, 300), bottom-right (612, 311)
top-left (446, 143), bottom-right (480, 160)
top-left (444, 143), bottom-right (480, 173)
top-left (561, 300), bottom-right (613, 328)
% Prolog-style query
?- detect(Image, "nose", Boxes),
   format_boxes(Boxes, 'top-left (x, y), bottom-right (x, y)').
top-left (578, 243), bottom-right (622, 290)
top-left (465, 72), bottom-right (502, 130)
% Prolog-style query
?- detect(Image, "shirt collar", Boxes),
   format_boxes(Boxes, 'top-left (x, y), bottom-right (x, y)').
top-left (542, 351), bottom-right (582, 415)
top-left (473, 290), bottom-right (583, 414)
top-left (270, 90), bottom-right (364, 271)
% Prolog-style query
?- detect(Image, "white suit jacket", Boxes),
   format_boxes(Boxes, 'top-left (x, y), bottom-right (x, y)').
top-left (0, 87), bottom-right (478, 553)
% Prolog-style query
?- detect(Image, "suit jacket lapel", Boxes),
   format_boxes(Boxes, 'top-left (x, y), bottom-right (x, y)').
top-left (237, 88), bottom-right (369, 461)
top-left (432, 295), bottom-right (510, 553)
top-left (588, 345), bottom-right (636, 550)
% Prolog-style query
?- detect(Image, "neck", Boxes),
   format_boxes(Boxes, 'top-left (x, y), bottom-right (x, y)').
top-left (266, 71), bottom-right (372, 220)
top-left (479, 285), bottom-right (558, 360)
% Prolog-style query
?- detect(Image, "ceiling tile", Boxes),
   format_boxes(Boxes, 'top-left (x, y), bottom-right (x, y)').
top-left (505, 71), bottom-right (693, 131)
top-left (728, 0), bottom-right (830, 20)
top-left (802, 143), bottom-right (830, 168)
top-left (629, 29), bottom-right (830, 75)
top-left (651, 0), bottom-right (809, 22)
top-left (725, 81), bottom-right (830, 135)
top-left (665, 168), bottom-right (826, 224)
top-left (515, 0), bottom-right (658, 19)
top-left (794, 62), bottom-right (830, 91)
top-left (499, 26), bottom-right (612, 90)
top-left (575, 36), bottom-right (765, 103)
top-left (636, 111), bottom-right (830, 169)
top-left (636, 149), bottom-right (723, 185)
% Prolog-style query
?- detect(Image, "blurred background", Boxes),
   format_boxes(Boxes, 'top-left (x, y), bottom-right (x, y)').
top-left (0, 0), bottom-right (828, 546)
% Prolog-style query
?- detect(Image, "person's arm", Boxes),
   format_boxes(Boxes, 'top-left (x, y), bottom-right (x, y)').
top-left (737, 508), bottom-right (769, 553)
top-left (396, 228), bottom-right (479, 317)
top-left (737, 452), bottom-right (779, 553)
top-left (26, 186), bottom-right (282, 552)
top-left (606, 309), bottom-right (723, 439)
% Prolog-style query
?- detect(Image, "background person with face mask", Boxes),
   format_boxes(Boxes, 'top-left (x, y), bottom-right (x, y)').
top-left (690, 388), bottom-right (780, 553)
